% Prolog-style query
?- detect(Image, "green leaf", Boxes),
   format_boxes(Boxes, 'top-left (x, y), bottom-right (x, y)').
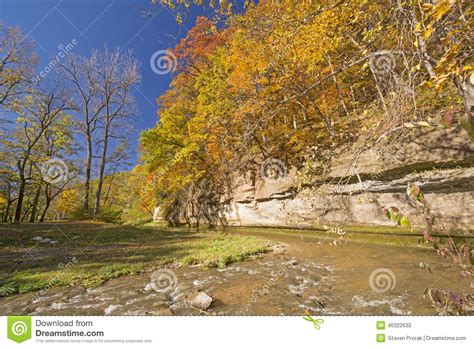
top-left (399, 215), bottom-right (411, 228)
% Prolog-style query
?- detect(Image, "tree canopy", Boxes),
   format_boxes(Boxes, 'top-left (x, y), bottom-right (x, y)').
top-left (141, 0), bottom-right (473, 225)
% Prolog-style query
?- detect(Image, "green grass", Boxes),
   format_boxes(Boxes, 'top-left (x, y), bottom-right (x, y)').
top-left (0, 222), bottom-right (273, 297)
top-left (224, 224), bottom-right (473, 249)
top-left (180, 237), bottom-right (271, 268)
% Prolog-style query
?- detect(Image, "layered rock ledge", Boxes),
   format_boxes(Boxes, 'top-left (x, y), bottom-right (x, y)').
top-left (225, 127), bottom-right (474, 233)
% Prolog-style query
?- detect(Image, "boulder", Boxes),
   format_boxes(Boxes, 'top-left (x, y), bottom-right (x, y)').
top-left (191, 291), bottom-right (214, 310)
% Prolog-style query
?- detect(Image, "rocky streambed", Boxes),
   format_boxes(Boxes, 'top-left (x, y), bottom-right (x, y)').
top-left (0, 228), bottom-right (471, 316)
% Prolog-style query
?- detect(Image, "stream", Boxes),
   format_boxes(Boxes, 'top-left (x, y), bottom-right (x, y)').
top-left (0, 228), bottom-right (471, 316)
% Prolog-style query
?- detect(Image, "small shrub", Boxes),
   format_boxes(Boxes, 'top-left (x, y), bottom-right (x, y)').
top-left (96, 209), bottom-right (122, 224)
top-left (70, 206), bottom-right (122, 223)
top-left (122, 217), bottom-right (153, 226)
top-left (70, 206), bottom-right (94, 221)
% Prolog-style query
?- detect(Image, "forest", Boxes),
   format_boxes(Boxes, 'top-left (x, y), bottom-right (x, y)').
top-left (1, 1), bottom-right (472, 225)
top-left (0, 0), bottom-right (473, 317)
top-left (142, 0), bottom-right (473, 226)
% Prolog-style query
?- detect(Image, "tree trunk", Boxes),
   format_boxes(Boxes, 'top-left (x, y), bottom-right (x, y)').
top-left (13, 166), bottom-right (25, 223)
top-left (39, 183), bottom-right (51, 222)
top-left (456, 73), bottom-right (474, 140)
top-left (29, 184), bottom-right (42, 222)
top-left (39, 201), bottom-right (50, 222)
top-left (94, 118), bottom-right (110, 216)
top-left (326, 54), bottom-right (349, 117)
top-left (39, 204), bottom-right (49, 222)
top-left (457, 74), bottom-right (474, 119)
top-left (21, 204), bottom-right (32, 222)
top-left (103, 170), bottom-right (117, 207)
top-left (83, 125), bottom-right (92, 211)
top-left (3, 200), bottom-right (12, 222)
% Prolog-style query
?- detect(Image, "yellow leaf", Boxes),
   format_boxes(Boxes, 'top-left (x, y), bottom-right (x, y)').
top-left (419, 80), bottom-right (434, 88)
top-left (417, 121), bottom-right (431, 127)
top-left (435, 76), bottom-right (449, 86)
top-left (422, 3), bottom-right (434, 11)
top-left (431, 0), bottom-right (454, 21)
top-left (423, 25), bottom-right (434, 39)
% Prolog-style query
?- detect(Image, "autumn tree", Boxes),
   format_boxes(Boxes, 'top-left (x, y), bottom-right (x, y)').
top-left (140, 1), bottom-right (472, 226)
top-left (55, 188), bottom-right (79, 220)
top-left (5, 86), bottom-right (72, 223)
top-left (36, 116), bottom-right (77, 222)
top-left (141, 16), bottom-right (231, 226)
top-left (0, 23), bottom-right (37, 109)
top-left (92, 48), bottom-right (140, 216)
top-left (409, 0), bottom-right (473, 137)
top-left (57, 54), bottom-right (103, 212)
top-left (0, 164), bottom-right (17, 222)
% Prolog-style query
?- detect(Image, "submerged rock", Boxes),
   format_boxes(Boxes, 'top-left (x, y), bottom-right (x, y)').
top-left (156, 307), bottom-right (173, 316)
top-left (191, 291), bottom-right (214, 310)
top-left (272, 244), bottom-right (286, 254)
top-left (104, 304), bottom-right (122, 315)
top-left (32, 236), bottom-right (58, 244)
top-left (287, 259), bottom-right (298, 266)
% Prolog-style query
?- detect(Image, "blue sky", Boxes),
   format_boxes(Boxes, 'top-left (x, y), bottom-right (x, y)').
top-left (0, 0), bottom-right (213, 165)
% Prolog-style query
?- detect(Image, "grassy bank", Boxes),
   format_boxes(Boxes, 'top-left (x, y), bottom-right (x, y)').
top-left (0, 222), bottom-right (272, 296)
top-left (225, 224), bottom-right (473, 248)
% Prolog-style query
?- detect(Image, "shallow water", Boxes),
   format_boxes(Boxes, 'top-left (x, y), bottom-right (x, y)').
top-left (0, 228), bottom-right (471, 316)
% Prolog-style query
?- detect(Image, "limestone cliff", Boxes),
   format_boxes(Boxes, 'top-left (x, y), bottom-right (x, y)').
top-left (225, 127), bottom-right (474, 233)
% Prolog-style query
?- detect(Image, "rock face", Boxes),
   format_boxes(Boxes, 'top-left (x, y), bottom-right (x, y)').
top-left (225, 127), bottom-right (474, 233)
top-left (153, 206), bottom-right (164, 223)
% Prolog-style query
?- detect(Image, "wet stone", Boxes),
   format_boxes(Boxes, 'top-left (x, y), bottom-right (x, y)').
top-left (191, 291), bottom-right (214, 310)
